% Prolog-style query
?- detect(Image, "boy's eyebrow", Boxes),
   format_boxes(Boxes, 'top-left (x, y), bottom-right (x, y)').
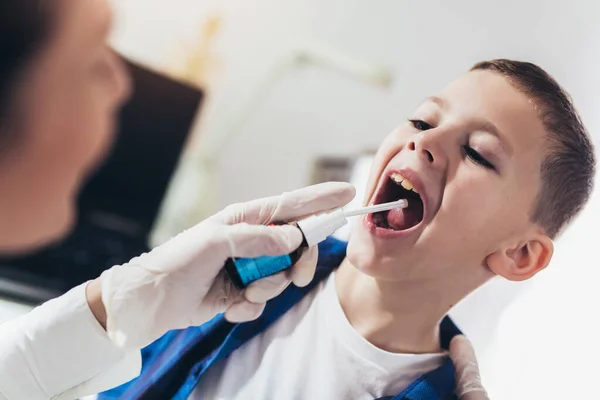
top-left (425, 96), bottom-right (447, 108)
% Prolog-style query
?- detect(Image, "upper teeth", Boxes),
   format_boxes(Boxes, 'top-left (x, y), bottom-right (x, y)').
top-left (391, 172), bottom-right (419, 193)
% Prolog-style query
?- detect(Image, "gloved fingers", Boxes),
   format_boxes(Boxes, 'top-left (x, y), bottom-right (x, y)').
top-left (240, 246), bottom-right (319, 303)
top-left (214, 182), bottom-right (356, 226)
top-left (450, 335), bottom-right (490, 400)
top-left (290, 245), bottom-right (318, 287)
top-left (222, 223), bottom-right (303, 259)
top-left (208, 269), bottom-right (282, 320)
top-left (459, 391), bottom-right (491, 400)
top-left (270, 182), bottom-right (356, 222)
top-left (225, 300), bottom-right (266, 323)
top-left (196, 269), bottom-right (243, 319)
top-left (244, 247), bottom-right (319, 303)
top-left (243, 271), bottom-right (291, 304)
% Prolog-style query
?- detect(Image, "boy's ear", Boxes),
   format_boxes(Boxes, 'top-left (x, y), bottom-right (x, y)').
top-left (486, 231), bottom-right (554, 281)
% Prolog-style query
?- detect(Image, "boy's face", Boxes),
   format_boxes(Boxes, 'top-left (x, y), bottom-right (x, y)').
top-left (347, 70), bottom-right (549, 282)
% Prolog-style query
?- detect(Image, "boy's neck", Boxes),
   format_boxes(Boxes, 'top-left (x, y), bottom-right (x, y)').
top-left (335, 257), bottom-right (491, 354)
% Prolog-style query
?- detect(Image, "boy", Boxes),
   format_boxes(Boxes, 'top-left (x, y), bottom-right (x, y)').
top-left (99, 59), bottom-right (596, 399)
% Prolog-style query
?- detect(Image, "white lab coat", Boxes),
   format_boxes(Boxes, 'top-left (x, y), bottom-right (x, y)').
top-left (0, 283), bottom-right (141, 400)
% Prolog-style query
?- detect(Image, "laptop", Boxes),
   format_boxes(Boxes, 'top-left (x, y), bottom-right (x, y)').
top-left (0, 58), bottom-right (204, 304)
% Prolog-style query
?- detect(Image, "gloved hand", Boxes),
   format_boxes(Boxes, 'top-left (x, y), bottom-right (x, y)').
top-left (450, 335), bottom-right (490, 400)
top-left (99, 182), bottom-right (355, 350)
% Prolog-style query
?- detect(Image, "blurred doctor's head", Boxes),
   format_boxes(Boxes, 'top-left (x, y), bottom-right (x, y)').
top-left (0, 0), bottom-right (130, 254)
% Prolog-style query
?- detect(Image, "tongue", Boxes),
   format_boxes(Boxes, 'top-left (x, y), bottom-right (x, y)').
top-left (386, 207), bottom-right (420, 230)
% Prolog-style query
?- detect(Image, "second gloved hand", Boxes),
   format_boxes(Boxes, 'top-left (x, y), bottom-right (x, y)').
top-left (99, 182), bottom-right (355, 351)
top-left (450, 335), bottom-right (490, 400)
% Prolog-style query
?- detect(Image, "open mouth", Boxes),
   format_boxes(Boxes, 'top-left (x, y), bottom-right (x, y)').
top-left (371, 172), bottom-right (424, 231)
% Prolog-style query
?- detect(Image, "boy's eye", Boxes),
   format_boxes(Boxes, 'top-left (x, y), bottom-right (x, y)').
top-left (463, 146), bottom-right (495, 170)
top-left (409, 119), bottom-right (433, 131)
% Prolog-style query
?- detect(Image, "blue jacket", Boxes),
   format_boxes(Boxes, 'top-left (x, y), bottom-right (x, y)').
top-left (99, 238), bottom-right (462, 400)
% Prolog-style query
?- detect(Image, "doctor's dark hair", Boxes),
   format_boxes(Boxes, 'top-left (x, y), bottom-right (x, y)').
top-left (0, 1), bottom-right (54, 149)
top-left (472, 59), bottom-right (596, 238)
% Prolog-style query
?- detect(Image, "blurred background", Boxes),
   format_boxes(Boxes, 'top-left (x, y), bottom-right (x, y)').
top-left (2, 0), bottom-right (600, 398)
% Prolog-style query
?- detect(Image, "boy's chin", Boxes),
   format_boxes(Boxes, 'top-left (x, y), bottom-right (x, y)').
top-left (346, 236), bottom-right (401, 279)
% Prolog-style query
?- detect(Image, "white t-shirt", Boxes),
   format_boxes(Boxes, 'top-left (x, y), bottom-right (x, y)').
top-left (194, 273), bottom-right (444, 399)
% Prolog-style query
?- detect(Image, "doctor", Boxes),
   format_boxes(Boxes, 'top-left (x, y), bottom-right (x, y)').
top-left (0, 0), bottom-right (488, 399)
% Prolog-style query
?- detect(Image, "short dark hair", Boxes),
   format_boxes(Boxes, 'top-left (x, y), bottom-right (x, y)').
top-left (0, 1), bottom-right (54, 149)
top-left (472, 59), bottom-right (595, 238)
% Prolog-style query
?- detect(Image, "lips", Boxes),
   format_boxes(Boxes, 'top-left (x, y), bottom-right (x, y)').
top-left (365, 169), bottom-right (428, 239)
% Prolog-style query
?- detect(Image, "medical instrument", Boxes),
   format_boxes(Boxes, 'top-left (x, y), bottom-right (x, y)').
top-left (225, 199), bottom-right (408, 288)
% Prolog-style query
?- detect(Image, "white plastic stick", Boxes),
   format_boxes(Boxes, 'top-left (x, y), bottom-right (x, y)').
top-left (343, 199), bottom-right (408, 218)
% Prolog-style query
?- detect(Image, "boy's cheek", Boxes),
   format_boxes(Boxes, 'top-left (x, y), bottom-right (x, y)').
top-left (363, 153), bottom-right (391, 204)
top-left (434, 204), bottom-right (495, 246)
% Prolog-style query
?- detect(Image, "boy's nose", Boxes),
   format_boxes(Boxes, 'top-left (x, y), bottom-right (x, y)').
top-left (407, 132), bottom-right (447, 169)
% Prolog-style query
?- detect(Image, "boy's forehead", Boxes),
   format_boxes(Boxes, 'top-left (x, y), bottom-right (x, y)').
top-left (437, 70), bottom-right (547, 151)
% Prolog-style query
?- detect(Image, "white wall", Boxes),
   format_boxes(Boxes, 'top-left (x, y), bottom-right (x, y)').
top-left (111, 0), bottom-right (600, 204)
top-left (486, 196), bottom-right (600, 399)
top-left (110, 0), bottom-right (600, 397)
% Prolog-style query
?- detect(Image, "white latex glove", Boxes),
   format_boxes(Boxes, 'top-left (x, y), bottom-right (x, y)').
top-left (450, 335), bottom-right (490, 400)
top-left (99, 182), bottom-right (355, 350)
